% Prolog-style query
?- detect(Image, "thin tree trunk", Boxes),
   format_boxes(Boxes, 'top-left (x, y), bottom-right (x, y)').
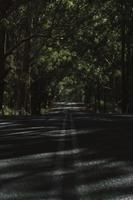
top-left (97, 80), bottom-right (101, 113)
top-left (0, 29), bottom-right (6, 114)
top-left (121, 4), bottom-right (128, 113)
top-left (103, 88), bottom-right (107, 113)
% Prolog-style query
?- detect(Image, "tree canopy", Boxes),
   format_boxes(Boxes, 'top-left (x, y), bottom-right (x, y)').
top-left (0, 0), bottom-right (133, 115)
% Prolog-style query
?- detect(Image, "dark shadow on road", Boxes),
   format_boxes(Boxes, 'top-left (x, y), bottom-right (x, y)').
top-left (0, 105), bottom-right (133, 199)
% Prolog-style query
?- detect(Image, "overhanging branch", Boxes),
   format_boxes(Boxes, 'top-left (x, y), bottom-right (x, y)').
top-left (4, 33), bottom-right (46, 58)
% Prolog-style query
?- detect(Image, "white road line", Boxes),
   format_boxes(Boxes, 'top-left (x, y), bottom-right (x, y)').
top-left (51, 109), bottom-right (68, 197)
top-left (70, 112), bottom-right (92, 200)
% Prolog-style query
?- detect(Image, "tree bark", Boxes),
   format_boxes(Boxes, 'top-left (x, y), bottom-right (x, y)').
top-left (0, 29), bottom-right (6, 114)
top-left (121, 12), bottom-right (128, 113)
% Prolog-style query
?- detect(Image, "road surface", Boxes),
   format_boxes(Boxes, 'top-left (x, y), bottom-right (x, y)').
top-left (0, 102), bottom-right (133, 200)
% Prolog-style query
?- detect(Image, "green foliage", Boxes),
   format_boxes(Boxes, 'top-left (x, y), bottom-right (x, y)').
top-left (0, 0), bottom-right (133, 114)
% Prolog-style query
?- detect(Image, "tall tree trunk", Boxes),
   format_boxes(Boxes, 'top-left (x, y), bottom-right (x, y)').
top-left (127, 43), bottom-right (133, 113)
top-left (19, 2), bottom-right (32, 115)
top-left (97, 80), bottom-right (101, 113)
top-left (31, 80), bottom-right (41, 115)
top-left (103, 88), bottom-right (107, 113)
top-left (121, 13), bottom-right (128, 113)
top-left (0, 29), bottom-right (6, 114)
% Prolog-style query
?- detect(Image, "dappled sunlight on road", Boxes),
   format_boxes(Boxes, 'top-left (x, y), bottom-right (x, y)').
top-left (0, 103), bottom-right (133, 199)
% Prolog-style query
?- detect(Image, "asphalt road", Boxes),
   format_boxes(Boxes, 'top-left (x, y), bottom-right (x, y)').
top-left (0, 102), bottom-right (133, 200)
